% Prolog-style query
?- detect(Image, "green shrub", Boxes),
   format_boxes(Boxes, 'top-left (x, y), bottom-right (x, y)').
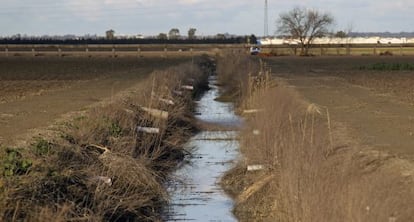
top-left (33, 138), bottom-right (52, 156)
top-left (2, 148), bottom-right (32, 177)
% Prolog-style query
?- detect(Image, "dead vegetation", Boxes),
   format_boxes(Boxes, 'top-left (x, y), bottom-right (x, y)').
top-left (0, 56), bottom-right (214, 221)
top-left (218, 52), bottom-right (414, 221)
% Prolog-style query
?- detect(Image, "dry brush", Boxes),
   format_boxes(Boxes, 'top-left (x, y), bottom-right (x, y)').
top-left (0, 56), bottom-right (214, 221)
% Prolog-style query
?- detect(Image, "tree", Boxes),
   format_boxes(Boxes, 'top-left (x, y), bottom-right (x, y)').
top-left (106, 29), bottom-right (115, 40)
top-left (249, 34), bottom-right (258, 44)
top-left (168, 28), bottom-right (180, 39)
top-left (157, 33), bottom-right (168, 40)
top-left (335, 31), bottom-right (347, 38)
top-left (276, 7), bottom-right (334, 55)
top-left (188, 28), bottom-right (197, 40)
top-left (215, 33), bottom-right (226, 39)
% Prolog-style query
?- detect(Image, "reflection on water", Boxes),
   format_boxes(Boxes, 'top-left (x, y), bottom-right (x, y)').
top-left (165, 76), bottom-right (240, 221)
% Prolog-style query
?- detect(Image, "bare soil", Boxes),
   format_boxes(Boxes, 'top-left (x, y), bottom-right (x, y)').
top-left (0, 57), bottom-right (188, 146)
top-left (265, 56), bottom-right (414, 160)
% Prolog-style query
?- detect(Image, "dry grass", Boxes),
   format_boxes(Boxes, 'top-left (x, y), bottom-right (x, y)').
top-left (219, 54), bottom-right (414, 221)
top-left (215, 51), bottom-right (264, 105)
top-left (0, 56), bottom-right (213, 221)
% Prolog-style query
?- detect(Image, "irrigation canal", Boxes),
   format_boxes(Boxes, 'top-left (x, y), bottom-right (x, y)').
top-left (164, 76), bottom-right (241, 221)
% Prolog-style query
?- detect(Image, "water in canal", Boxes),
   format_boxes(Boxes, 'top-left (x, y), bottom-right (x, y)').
top-left (164, 76), bottom-right (241, 221)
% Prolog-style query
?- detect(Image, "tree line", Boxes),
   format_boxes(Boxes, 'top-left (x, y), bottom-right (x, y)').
top-left (1, 27), bottom-right (257, 45)
top-left (0, 36), bottom-right (256, 45)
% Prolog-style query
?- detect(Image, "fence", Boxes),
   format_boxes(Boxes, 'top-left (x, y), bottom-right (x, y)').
top-left (0, 44), bottom-right (248, 57)
top-left (260, 44), bottom-right (414, 56)
top-left (1, 44), bottom-right (414, 57)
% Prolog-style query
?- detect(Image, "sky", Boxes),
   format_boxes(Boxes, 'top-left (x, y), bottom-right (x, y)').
top-left (1, 0), bottom-right (414, 37)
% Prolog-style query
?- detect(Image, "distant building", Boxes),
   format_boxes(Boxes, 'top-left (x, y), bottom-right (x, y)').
top-left (258, 37), bottom-right (413, 45)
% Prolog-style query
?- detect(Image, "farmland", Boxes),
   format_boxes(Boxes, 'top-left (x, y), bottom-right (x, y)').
top-left (1, 52), bottom-right (414, 221)
top-left (259, 44), bottom-right (414, 56)
top-left (0, 55), bottom-right (216, 221)
top-left (218, 54), bottom-right (414, 221)
top-left (0, 57), bottom-right (189, 146)
top-left (266, 56), bottom-right (414, 158)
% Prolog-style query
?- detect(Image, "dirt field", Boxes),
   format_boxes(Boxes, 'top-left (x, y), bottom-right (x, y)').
top-left (0, 57), bottom-right (188, 146)
top-left (265, 56), bottom-right (414, 159)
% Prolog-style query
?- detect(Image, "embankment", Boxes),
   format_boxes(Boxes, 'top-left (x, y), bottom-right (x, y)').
top-left (218, 53), bottom-right (414, 221)
top-left (0, 56), bottom-right (214, 221)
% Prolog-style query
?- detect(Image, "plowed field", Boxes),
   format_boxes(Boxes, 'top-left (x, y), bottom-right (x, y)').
top-left (0, 57), bottom-right (188, 146)
top-left (266, 56), bottom-right (414, 159)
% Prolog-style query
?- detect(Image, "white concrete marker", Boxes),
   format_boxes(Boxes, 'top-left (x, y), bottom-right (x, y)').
top-left (247, 165), bottom-right (265, 171)
top-left (159, 98), bottom-right (175, 105)
top-left (140, 107), bottom-right (169, 120)
top-left (93, 176), bottom-right (112, 186)
top-left (173, 90), bottom-right (183, 96)
top-left (137, 126), bottom-right (160, 134)
top-left (181, 85), bottom-right (194, 90)
top-left (243, 109), bottom-right (264, 114)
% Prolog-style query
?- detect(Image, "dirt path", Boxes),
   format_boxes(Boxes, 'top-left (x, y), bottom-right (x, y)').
top-left (0, 57), bottom-right (187, 146)
top-left (266, 57), bottom-right (414, 160)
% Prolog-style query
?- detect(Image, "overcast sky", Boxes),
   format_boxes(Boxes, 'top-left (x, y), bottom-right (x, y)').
top-left (1, 0), bottom-right (414, 36)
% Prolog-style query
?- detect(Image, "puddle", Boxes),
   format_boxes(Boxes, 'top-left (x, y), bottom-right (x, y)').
top-left (164, 76), bottom-right (240, 221)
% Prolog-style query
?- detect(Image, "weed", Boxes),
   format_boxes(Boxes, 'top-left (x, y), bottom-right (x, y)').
top-left (60, 133), bottom-right (76, 144)
top-left (33, 138), bottom-right (52, 156)
top-left (108, 121), bottom-right (123, 138)
top-left (2, 148), bottom-right (32, 177)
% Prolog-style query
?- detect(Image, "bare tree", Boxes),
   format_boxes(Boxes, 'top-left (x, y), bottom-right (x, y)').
top-left (188, 28), bottom-right (197, 40)
top-left (277, 7), bottom-right (334, 55)
top-left (168, 28), bottom-right (180, 39)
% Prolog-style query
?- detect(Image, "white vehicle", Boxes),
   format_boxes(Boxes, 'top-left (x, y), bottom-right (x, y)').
top-left (250, 46), bottom-right (261, 55)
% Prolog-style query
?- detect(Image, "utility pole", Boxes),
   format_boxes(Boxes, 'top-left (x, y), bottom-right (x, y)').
top-left (264, 0), bottom-right (269, 37)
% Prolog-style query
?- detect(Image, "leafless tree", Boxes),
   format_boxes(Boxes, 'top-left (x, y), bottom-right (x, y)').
top-left (277, 7), bottom-right (334, 55)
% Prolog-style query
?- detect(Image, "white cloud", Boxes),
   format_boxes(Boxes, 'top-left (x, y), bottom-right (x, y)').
top-left (1, 0), bottom-right (414, 35)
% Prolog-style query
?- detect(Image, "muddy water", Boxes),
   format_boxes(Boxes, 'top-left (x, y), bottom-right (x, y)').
top-left (165, 77), bottom-right (241, 221)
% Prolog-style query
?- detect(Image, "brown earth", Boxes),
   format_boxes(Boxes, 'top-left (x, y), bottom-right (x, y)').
top-left (265, 56), bottom-right (414, 160)
top-left (0, 57), bottom-right (189, 146)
